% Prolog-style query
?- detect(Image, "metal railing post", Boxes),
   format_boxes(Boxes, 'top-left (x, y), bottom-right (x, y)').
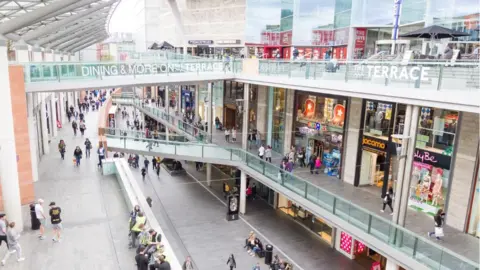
top-left (304, 182), bottom-right (308, 198)
top-left (56, 65), bottom-right (61, 82)
top-left (288, 62), bottom-right (291, 78)
top-left (367, 215), bottom-right (372, 233)
top-left (313, 63), bottom-right (317, 80)
top-left (437, 65), bottom-right (444, 90)
top-left (344, 62), bottom-right (349, 82)
top-left (332, 198), bottom-right (337, 214)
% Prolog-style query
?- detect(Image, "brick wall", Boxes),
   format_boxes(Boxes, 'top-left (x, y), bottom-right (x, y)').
top-left (0, 65), bottom-right (35, 209)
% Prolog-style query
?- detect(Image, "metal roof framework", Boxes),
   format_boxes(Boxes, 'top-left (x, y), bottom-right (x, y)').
top-left (0, 0), bottom-right (120, 53)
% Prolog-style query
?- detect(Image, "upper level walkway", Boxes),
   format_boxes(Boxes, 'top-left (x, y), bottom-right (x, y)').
top-left (107, 96), bottom-right (480, 270)
top-left (15, 59), bottom-right (480, 113)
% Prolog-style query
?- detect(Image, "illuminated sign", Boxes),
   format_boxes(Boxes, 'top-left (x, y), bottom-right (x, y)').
top-left (362, 136), bottom-right (387, 151)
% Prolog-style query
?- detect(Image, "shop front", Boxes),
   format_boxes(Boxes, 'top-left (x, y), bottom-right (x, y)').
top-left (277, 194), bottom-right (333, 245)
top-left (270, 87), bottom-right (286, 153)
top-left (408, 108), bottom-right (459, 216)
top-left (355, 100), bottom-right (404, 197)
top-left (293, 92), bottom-right (347, 177)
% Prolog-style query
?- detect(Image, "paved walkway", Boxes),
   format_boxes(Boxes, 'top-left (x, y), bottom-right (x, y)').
top-left (0, 105), bottom-right (135, 269)
top-left (137, 102), bottom-right (479, 264)
top-left (115, 107), bottom-right (366, 269)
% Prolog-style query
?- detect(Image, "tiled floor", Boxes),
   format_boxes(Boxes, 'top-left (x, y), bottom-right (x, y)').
top-left (0, 106), bottom-right (135, 270)
top-left (134, 103), bottom-right (480, 264)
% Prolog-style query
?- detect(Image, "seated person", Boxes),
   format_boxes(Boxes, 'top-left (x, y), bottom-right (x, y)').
top-left (249, 238), bottom-right (263, 257)
top-left (172, 160), bottom-right (183, 171)
top-left (244, 231), bottom-right (255, 249)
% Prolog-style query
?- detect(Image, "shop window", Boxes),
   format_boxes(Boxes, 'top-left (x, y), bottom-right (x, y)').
top-left (416, 107), bottom-right (458, 154)
top-left (363, 101), bottom-right (393, 139)
top-left (272, 88), bottom-right (286, 152)
top-left (340, 231), bottom-right (352, 253)
top-left (294, 92), bottom-right (346, 177)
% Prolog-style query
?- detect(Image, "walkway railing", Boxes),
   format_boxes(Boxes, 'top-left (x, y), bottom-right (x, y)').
top-left (21, 59), bottom-right (243, 82)
top-left (103, 158), bottom-right (183, 269)
top-left (257, 59), bottom-right (479, 91)
top-left (105, 133), bottom-right (478, 270)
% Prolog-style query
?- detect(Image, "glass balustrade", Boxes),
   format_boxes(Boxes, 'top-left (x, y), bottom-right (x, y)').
top-left (23, 60), bottom-right (242, 82)
top-left (105, 124), bottom-right (479, 270)
top-left (258, 60), bottom-right (479, 91)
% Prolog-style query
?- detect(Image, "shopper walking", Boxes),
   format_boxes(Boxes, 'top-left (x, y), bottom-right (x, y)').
top-left (1, 222), bottom-right (25, 266)
top-left (97, 144), bottom-right (106, 168)
top-left (35, 199), bottom-right (46, 240)
top-left (144, 158), bottom-right (150, 170)
top-left (225, 128), bottom-right (230, 142)
top-left (141, 167), bottom-right (147, 181)
top-left (231, 127), bottom-right (237, 142)
top-left (183, 256), bottom-right (194, 270)
top-left (314, 156), bottom-right (322, 174)
top-left (79, 121), bottom-right (86, 136)
top-left (84, 138), bottom-right (92, 158)
top-left (73, 146), bottom-right (82, 166)
top-left (258, 144), bottom-right (265, 160)
top-left (265, 145), bottom-right (272, 163)
top-left (226, 254), bottom-right (236, 270)
top-left (298, 148), bottom-right (306, 167)
top-left (72, 120), bottom-right (78, 136)
top-left (58, 140), bottom-right (66, 160)
top-left (49, 202), bottom-right (62, 242)
top-left (0, 214), bottom-right (8, 249)
top-left (381, 187), bottom-right (394, 214)
top-left (129, 212), bottom-right (146, 248)
top-left (309, 155), bottom-right (316, 174)
top-left (428, 209), bottom-right (446, 240)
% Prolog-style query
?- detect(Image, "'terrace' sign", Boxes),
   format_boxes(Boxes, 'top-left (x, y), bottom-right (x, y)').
top-left (81, 62), bottom-right (224, 77)
top-left (354, 65), bottom-right (430, 81)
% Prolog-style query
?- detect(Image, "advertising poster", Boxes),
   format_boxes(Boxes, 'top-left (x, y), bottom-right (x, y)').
top-left (312, 48), bottom-right (320, 60)
top-left (304, 48), bottom-right (312, 59)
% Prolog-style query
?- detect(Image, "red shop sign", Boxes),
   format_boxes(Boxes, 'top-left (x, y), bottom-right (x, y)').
top-left (280, 31), bottom-right (292, 46)
top-left (355, 28), bottom-right (366, 50)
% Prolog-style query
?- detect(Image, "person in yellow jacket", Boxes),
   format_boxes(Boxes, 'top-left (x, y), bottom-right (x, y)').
top-left (129, 212), bottom-right (146, 248)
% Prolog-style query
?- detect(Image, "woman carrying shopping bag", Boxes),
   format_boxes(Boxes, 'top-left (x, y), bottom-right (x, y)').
top-left (428, 209), bottom-right (445, 240)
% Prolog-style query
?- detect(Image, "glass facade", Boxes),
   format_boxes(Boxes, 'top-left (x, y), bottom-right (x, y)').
top-left (271, 88), bottom-right (286, 153)
top-left (409, 108), bottom-right (459, 216)
top-left (293, 92), bottom-right (347, 177)
top-left (245, 0), bottom-right (479, 58)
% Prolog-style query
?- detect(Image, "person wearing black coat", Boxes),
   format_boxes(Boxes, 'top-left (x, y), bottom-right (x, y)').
top-left (226, 254), bottom-right (236, 270)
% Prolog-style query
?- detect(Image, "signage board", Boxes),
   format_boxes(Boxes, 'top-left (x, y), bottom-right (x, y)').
top-left (413, 149), bottom-right (451, 170)
top-left (80, 62), bottom-right (224, 77)
top-left (188, 40), bottom-right (214, 45)
top-left (217, 39), bottom-right (241, 45)
top-left (362, 136), bottom-right (388, 151)
top-left (353, 65), bottom-right (430, 81)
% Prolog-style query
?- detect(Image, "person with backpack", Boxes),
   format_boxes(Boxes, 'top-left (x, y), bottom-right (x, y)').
top-left (84, 138), bottom-right (92, 158)
top-left (144, 158), bottom-right (150, 170)
top-left (73, 146), bottom-right (83, 167)
top-left (141, 168), bottom-right (147, 180)
top-left (58, 140), bottom-right (66, 160)
top-left (72, 120), bottom-right (78, 136)
top-left (129, 212), bottom-right (146, 249)
top-left (152, 157), bottom-right (157, 171)
top-left (79, 121), bottom-right (86, 136)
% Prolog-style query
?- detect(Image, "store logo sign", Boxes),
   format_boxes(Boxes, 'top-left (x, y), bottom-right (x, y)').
top-left (353, 65), bottom-right (430, 81)
top-left (362, 136), bottom-right (386, 150)
top-left (414, 150), bottom-right (437, 164)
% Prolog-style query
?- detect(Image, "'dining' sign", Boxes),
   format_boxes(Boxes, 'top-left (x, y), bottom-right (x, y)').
top-left (81, 62), bottom-right (224, 77)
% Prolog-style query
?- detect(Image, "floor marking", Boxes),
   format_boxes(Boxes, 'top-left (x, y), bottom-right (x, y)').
top-left (185, 171), bottom-right (306, 270)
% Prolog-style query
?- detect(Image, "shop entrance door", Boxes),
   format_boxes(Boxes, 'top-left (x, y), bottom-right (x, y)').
top-left (359, 151), bottom-right (377, 186)
top-left (224, 107), bottom-right (236, 129)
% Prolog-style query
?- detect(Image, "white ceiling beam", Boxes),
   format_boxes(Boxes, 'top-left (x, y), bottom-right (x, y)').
top-left (37, 18), bottom-right (106, 47)
top-left (66, 34), bottom-right (107, 52)
top-left (21, 1), bottom-right (115, 42)
top-left (31, 0), bottom-right (107, 26)
top-left (70, 37), bottom-right (104, 53)
top-left (0, 0), bottom-right (78, 35)
top-left (48, 26), bottom-right (105, 49)
top-left (55, 28), bottom-right (105, 51)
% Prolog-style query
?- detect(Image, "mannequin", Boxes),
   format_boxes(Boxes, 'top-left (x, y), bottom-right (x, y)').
top-left (421, 172), bottom-right (431, 203)
top-left (412, 167), bottom-right (421, 184)
top-left (374, 110), bottom-right (384, 130)
top-left (432, 173), bottom-right (443, 206)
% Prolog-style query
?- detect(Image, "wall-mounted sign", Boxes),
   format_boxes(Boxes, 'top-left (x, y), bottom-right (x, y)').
top-left (226, 194), bottom-right (239, 221)
top-left (413, 149), bottom-right (451, 169)
top-left (81, 62), bottom-right (223, 77)
top-left (331, 104), bottom-right (345, 127)
top-left (216, 40), bottom-right (241, 45)
top-left (188, 40), bottom-right (213, 45)
top-left (362, 136), bottom-right (387, 151)
top-left (353, 65), bottom-right (430, 81)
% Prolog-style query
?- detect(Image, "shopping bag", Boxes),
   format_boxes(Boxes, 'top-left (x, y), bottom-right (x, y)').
top-left (434, 227), bottom-right (444, 237)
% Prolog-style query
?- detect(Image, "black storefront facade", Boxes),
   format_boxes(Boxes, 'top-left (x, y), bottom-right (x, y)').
top-left (354, 99), bottom-right (400, 197)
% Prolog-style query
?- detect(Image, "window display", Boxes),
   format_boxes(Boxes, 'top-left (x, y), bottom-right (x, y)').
top-left (271, 88), bottom-right (286, 153)
top-left (409, 107), bottom-right (458, 217)
top-left (364, 101), bottom-right (393, 139)
top-left (293, 93), bottom-right (347, 177)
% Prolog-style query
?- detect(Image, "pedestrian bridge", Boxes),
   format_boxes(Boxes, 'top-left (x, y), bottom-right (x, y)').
top-left (104, 129), bottom-right (477, 270)
top-left (15, 59), bottom-right (480, 113)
